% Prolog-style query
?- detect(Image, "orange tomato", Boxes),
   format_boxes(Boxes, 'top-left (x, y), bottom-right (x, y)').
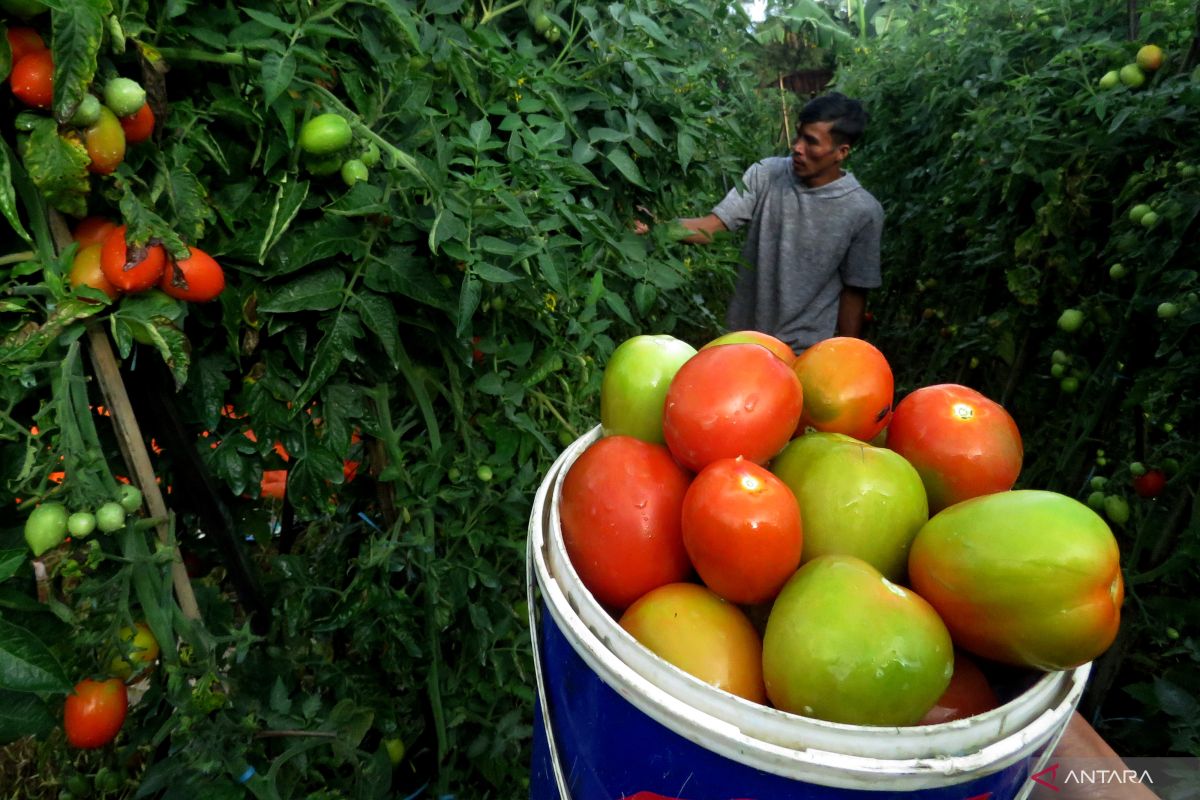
top-left (792, 337), bottom-right (894, 442)
top-left (68, 243), bottom-right (120, 300)
top-left (99, 225), bottom-right (166, 293)
top-left (885, 383), bottom-right (1022, 512)
top-left (72, 217), bottom-right (118, 248)
top-left (702, 329), bottom-right (796, 365)
top-left (84, 106), bottom-right (127, 175)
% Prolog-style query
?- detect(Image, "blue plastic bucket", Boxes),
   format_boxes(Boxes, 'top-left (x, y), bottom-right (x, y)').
top-left (527, 427), bottom-right (1090, 800)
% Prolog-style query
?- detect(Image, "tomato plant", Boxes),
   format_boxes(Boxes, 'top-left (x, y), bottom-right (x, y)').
top-left (63, 678), bottom-right (127, 749)
top-left (118, 102), bottom-right (155, 144)
top-left (791, 336), bottom-right (894, 442)
top-left (663, 343), bottom-right (803, 471)
top-left (885, 383), bottom-right (1023, 512)
top-left (619, 583), bottom-right (766, 703)
top-left (559, 436), bottom-right (693, 610)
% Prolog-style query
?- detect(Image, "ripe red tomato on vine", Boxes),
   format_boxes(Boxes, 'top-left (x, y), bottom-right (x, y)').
top-left (1132, 469), bottom-right (1165, 499)
top-left (10, 49), bottom-right (54, 109)
top-left (64, 678), bottom-right (128, 749)
top-left (160, 247), bottom-right (225, 302)
top-left (100, 225), bottom-right (166, 293)
top-left (120, 102), bottom-right (156, 144)
top-left (6, 27), bottom-right (46, 64)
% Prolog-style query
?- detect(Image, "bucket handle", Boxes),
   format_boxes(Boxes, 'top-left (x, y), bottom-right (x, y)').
top-left (528, 521), bottom-right (574, 800)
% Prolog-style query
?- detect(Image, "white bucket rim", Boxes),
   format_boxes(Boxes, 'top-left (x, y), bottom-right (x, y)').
top-left (530, 425), bottom-right (1090, 790)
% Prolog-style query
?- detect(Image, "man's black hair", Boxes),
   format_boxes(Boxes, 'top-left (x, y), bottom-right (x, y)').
top-left (798, 92), bottom-right (869, 147)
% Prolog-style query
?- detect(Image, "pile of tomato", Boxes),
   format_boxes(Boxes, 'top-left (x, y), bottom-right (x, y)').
top-left (559, 332), bottom-right (1126, 727)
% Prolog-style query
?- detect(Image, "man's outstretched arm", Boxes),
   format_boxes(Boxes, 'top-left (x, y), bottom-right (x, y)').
top-left (633, 213), bottom-right (728, 244)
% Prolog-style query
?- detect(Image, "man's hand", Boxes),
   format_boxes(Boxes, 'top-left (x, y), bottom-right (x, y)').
top-left (632, 219), bottom-right (651, 235)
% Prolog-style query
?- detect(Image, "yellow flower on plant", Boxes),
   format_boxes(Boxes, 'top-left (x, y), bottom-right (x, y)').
top-left (543, 292), bottom-right (558, 312)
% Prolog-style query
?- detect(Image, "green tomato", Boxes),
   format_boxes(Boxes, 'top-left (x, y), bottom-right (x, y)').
top-left (67, 511), bottom-right (97, 538)
top-left (533, 13), bottom-right (553, 33)
top-left (118, 484), bottom-right (143, 513)
top-left (1161, 457), bottom-right (1181, 476)
top-left (340, 158), bottom-right (369, 187)
top-left (910, 490), bottom-right (1122, 670)
top-left (1129, 461), bottom-right (1146, 477)
top-left (1050, 363), bottom-right (1066, 378)
top-left (1051, 349), bottom-right (1070, 366)
top-left (384, 737), bottom-right (406, 766)
top-left (772, 433), bottom-right (928, 582)
top-left (95, 501), bottom-right (127, 533)
top-left (1157, 302), bottom-right (1179, 319)
top-left (1128, 204), bottom-right (1151, 224)
top-left (299, 113), bottom-right (353, 155)
top-left (24, 503), bottom-right (69, 556)
top-left (1090, 476), bottom-right (1107, 490)
top-left (1140, 210), bottom-right (1159, 228)
top-left (1098, 70), bottom-right (1120, 89)
top-left (1086, 490), bottom-right (1107, 511)
top-left (1057, 308), bottom-right (1084, 332)
top-left (359, 141), bottom-right (381, 168)
top-left (1109, 262), bottom-right (1127, 279)
top-left (1119, 63), bottom-right (1145, 88)
top-left (305, 154), bottom-right (343, 177)
top-left (103, 77), bottom-right (146, 117)
top-left (1060, 376), bottom-right (1080, 394)
top-left (763, 555), bottom-right (952, 725)
top-left (545, 26), bottom-right (561, 42)
top-left (600, 334), bottom-right (697, 444)
top-left (69, 95), bottom-right (102, 127)
top-left (1103, 494), bottom-right (1130, 525)
top-left (476, 465), bottom-right (494, 482)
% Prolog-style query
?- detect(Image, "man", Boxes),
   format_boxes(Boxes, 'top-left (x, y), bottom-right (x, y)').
top-left (635, 92), bottom-right (883, 353)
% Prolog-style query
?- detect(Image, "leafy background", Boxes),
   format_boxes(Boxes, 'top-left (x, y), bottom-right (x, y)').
top-left (0, 0), bottom-right (1197, 797)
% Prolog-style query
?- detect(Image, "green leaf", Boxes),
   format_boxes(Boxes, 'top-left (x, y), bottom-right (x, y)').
top-left (0, 689), bottom-right (54, 743)
top-left (605, 147), bottom-right (646, 188)
top-left (351, 292), bottom-right (400, 367)
top-left (473, 263), bottom-right (522, 284)
top-left (677, 130), bottom-right (696, 171)
top-left (295, 312), bottom-right (363, 406)
top-left (373, 0), bottom-right (421, 49)
top-left (259, 269), bottom-right (347, 313)
top-left (0, 144), bottom-right (32, 244)
top-left (588, 127), bottom-right (628, 144)
top-left (0, 550), bottom-right (24, 584)
top-left (628, 12), bottom-right (670, 45)
top-left (19, 118), bottom-right (90, 218)
top-left (0, 617), bottom-right (71, 694)
top-left (429, 207), bottom-right (466, 254)
top-left (261, 51), bottom-right (297, 106)
top-left (50, 0), bottom-right (105, 124)
top-left (258, 179), bottom-right (310, 263)
top-left (455, 274), bottom-right (481, 337)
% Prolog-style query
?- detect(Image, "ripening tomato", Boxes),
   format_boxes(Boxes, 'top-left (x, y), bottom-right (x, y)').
top-left (885, 384), bottom-right (1023, 513)
top-left (791, 337), bottom-right (894, 442)
top-left (119, 102), bottom-right (156, 144)
top-left (619, 583), bottom-right (766, 703)
top-left (559, 436), bottom-right (692, 610)
top-left (701, 330), bottom-right (796, 365)
top-left (918, 650), bottom-right (999, 725)
top-left (64, 678), bottom-right (128, 749)
top-left (908, 490), bottom-right (1124, 671)
top-left (663, 343), bottom-right (803, 472)
top-left (10, 49), bottom-right (54, 109)
top-left (108, 622), bottom-right (160, 681)
top-left (260, 469), bottom-right (287, 500)
top-left (71, 217), bottom-right (118, 248)
top-left (100, 225), bottom-right (166, 293)
top-left (69, 243), bottom-right (120, 300)
top-left (1132, 468), bottom-right (1166, 499)
top-left (681, 457), bottom-right (802, 605)
top-left (84, 106), bottom-right (127, 175)
top-left (6, 27), bottom-right (46, 64)
top-left (160, 247), bottom-right (225, 302)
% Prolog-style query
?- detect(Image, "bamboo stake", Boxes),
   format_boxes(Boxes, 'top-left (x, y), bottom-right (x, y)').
top-left (779, 73), bottom-right (791, 145)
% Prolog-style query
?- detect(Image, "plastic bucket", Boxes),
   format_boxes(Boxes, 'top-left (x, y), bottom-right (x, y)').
top-left (527, 426), bottom-right (1090, 800)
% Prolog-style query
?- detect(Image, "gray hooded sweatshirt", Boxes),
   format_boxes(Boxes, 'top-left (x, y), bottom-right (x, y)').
top-left (712, 157), bottom-right (883, 352)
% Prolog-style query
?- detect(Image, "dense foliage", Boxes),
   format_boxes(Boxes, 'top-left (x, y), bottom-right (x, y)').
top-left (0, 0), bottom-right (775, 796)
top-left (837, 0), bottom-right (1200, 757)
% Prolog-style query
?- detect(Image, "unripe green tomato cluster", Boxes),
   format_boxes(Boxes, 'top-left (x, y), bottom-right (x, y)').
top-left (21, 485), bottom-right (143, 556)
top-left (298, 113), bottom-right (379, 186)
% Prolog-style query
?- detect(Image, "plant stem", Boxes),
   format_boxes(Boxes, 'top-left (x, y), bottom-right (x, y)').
top-left (480, 0), bottom-right (524, 25)
top-left (155, 47), bottom-right (263, 68)
top-left (0, 251), bottom-right (35, 266)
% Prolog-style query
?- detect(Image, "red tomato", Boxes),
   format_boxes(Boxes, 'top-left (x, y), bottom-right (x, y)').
top-left (1132, 469), bottom-right (1165, 499)
top-left (681, 458), bottom-right (802, 605)
top-left (886, 384), bottom-right (1023, 513)
top-left (69, 243), bottom-right (119, 300)
top-left (701, 330), bottom-right (796, 365)
top-left (71, 216), bottom-right (118, 248)
top-left (663, 343), bottom-right (803, 472)
top-left (100, 225), bottom-right (166, 293)
top-left (559, 436), bottom-right (692, 610)
top-left (619, 583), bottom-right (766, 703)
top-left (160, 247), bottom-right (225, 302)
top-left (6, 27), bottom-right (46, 64)
top-left (918, 651), bottom-right (999, 725)
top-left (64, 678), bottom-right (128, 749)
top-left (119, 102), bottom-right (156, 144)
top-left (792, 337), bottom-right (894, 442)
top-left (10, 49), bottom-right (54, 109)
